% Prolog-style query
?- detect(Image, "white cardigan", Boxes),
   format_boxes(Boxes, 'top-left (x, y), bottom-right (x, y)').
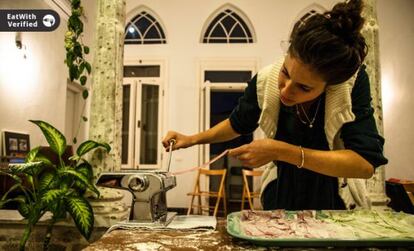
top-left (257, 59), bottom-right (371, 209)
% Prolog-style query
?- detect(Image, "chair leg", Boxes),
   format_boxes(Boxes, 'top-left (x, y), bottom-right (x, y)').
top-left (187, 193), bottom-right (195, 215)
top-left (213, 196), bottom-right (220, 217)
top-left (241, 184), bottom-right (246, 210)
top-left (247, 190), bottom-right (254, 210)
top-left (222, 185), bottom-right (227, 216)
top-left (188, 176), bottom-right (200, 215)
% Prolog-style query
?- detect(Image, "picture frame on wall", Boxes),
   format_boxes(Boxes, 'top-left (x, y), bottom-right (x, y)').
top-left (1, 131), bottom-right (30, 161)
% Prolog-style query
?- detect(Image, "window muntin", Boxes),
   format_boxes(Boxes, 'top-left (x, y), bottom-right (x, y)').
top-left (125, 11), bottom-right (166, 44)
top-left (203, 9), bottom-right (253, 43)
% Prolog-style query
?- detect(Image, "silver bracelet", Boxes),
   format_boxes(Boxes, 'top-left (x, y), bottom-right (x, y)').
top-left (297, 146), bottom-right (304, 168)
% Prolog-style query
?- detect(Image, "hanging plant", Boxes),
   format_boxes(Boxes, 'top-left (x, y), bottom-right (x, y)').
top-left (64, 0), bottom-right (91, 144)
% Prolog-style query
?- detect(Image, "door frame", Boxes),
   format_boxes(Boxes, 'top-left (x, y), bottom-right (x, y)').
top-left (197, 58), bottom-right (258, 167)
top-left (121, 58), bottom-right (167, 170)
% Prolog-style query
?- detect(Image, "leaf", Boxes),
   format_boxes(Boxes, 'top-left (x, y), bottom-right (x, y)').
top-left (84, 46), bottom-right (90, 54)
top-left (0, 170), bottom-right (22, 183)
top-left (66, 52), bottom-right (74, 67)
top-left (39, 172), bottom-right (56, 191)
top-left (41, 189), bottom-right (66, 205)
top-left (84, 62), bottom-right (91, 74)
top-left (0, 196), bottom-right (26, 210)
top-left (65, 196), bottom-right (94, 240)
top-left (69, 65), bottom-right (78, 81)
top-left (17, 198), bottom-right (30, 218)
top-left (33, 154), bottom-right (54, 167)
top-left (74, 43), bottom-right (83, 58)
top-left (79, 63), bottom-right (85, 75)
top-left (76, 162), bottom-right (93, 180)
top-left (82, 89), bottom-right (88, 99)
top-left (76, 140), bottom-right (111, 157)
top-left (25, 147), bottom-right (40, 163)
top-left (48, 198), bottom-right (66, 219)
top-left (80, 75), bottom-right (87, 86)
top-left (9, 162), bottom-right (43, 176)
top-left (71, 0), bottom-right (81, 11)
top-left (73, 162), bottom-right (92, 193)
top-left (58, 167), bottom-right (99, 196)
top-left (73, 137), bottom-right (77, 144)
top-left (1, 183), bottom-right (21, 200)
top-left (30, 120), bottom-right (67, 157)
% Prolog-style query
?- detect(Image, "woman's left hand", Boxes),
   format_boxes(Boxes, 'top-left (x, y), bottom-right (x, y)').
top-left (228, 139), bottom-right (279, 168)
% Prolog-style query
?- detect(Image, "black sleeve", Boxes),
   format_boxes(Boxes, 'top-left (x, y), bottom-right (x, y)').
top-left (340, 66), bottom-right (388, 168)
top-left (229, 75), bottom-right (261, 134)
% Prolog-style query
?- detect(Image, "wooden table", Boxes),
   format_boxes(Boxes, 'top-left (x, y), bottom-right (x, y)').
top-left (84, 219), bottom-right (409, 251)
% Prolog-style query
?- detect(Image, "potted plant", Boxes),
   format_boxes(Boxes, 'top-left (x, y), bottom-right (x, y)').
top-left (0, 120), bottom-right (110, 251)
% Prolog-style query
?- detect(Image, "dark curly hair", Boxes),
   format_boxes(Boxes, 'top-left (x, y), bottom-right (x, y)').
top-left (288, 0), bottom-right (367, 85)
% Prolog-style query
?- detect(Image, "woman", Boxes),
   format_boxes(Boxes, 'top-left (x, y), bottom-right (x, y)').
top-left (162, 0), bottom-right (387, 210)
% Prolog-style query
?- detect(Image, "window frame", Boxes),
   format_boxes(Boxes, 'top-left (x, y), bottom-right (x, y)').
top-left (200, 4), bottom-right (256, 44)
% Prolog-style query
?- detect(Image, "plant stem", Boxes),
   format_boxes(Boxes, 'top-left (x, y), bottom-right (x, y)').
top-left (19, 224), bottom-right (33, 251)
top-left (43, 217), bottom-right (57, 251)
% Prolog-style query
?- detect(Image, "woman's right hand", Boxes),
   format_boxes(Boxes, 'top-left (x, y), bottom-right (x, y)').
top-left (162, 131), bottom-right (196, 151)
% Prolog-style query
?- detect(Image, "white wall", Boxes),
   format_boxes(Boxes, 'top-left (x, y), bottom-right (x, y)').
top-left (0, 0), bottom-right (96, 150)
top-left (377, 0), bottom-right (414, 180)
top-left (0, 0), bottom-right (68, 147)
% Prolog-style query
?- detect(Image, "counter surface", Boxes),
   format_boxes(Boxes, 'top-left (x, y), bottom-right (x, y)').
top-left (84, 219), bottom-right (410, 251)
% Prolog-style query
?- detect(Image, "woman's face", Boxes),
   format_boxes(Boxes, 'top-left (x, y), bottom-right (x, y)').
top-left (278, 54), bottom-right (327, 106)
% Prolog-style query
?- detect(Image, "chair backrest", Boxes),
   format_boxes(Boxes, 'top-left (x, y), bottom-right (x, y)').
top-left (242, 169), bottom-right (263, 179)
top-left (188, 168), bottom-right (227, 216)
top-left (199, 168), bottom-right (227, 176)
top-left (197, 168), bottom-right (227, 193)
top-left (241, 169), bottom-right (263, 210)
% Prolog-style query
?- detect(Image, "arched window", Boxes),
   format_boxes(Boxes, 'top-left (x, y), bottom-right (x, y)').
top-left (125, 11), bottom-right (166, 44)
top-left (293, 4), bottom-right (327, 28)
top-left (201, 5), bottom-right (255, 44)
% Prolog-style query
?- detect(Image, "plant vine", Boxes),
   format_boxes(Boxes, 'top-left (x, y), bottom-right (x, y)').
top-left (64, 0), bottom-right (91, 144)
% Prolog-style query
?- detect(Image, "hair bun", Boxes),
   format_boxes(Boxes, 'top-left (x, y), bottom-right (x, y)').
top-left (326, 0), bottom-right (365, 43)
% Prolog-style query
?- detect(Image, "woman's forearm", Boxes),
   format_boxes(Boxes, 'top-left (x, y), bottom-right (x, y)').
top-left (191, 118), bottom-right (240, 145)
top-left (277, 142), bottom-right (374, 179)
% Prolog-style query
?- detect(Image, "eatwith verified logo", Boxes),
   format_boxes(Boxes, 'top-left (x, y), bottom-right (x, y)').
top-left (0, 9), bottom-right (60, 32)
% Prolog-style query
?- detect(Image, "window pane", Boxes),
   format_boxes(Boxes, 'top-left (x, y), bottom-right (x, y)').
top-left (140, 84), bottom-right (159, 165)
top-left (211, 24), bottom-right (226, 37)
top-left (205, 71), bottom-right (252, 83)
top-left (222, 15), bottom-right (235, 31)
top-left (125, 24), bottom-right (140, 39)
top-left (136, 16), bottom-right (151, 32)
top-left (145, 26), bottom-right (159, 39)
top-left (121, 85), bottom-right (131, 165)
top-left (124, 65), bottom-right (160, 77)
top-left (230, 24), bottom-right (245, 37)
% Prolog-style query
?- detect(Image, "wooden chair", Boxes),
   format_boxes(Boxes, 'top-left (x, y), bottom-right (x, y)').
top-left (187, 168), bottom-right (227, 217)
top-left (241, 169), bottom-right (263, 210)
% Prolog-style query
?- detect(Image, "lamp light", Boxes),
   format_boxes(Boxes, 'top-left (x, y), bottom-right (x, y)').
top-left (16, 32), bottom-right (22, 49)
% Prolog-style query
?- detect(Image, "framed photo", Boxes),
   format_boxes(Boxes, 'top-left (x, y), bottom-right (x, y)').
top-left (1, 131), bottom-right (30, 158)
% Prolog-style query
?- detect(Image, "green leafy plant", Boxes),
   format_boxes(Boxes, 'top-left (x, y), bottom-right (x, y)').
top-left (64, 0), bottom-right (91, 144)
top-left (0, 120), bottom-right (110, 251)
